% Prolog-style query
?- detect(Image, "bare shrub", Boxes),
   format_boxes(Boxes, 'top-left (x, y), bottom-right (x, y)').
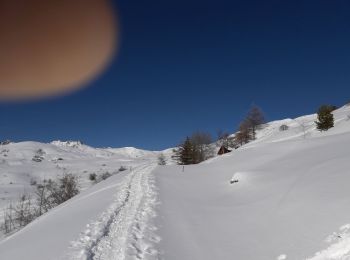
top-left (119, 166), bottom-right (127, 172)
top-left (1, 195), bottom-right (36, 234)
top-left (89, 173), bottom-right (97, 181)
top-left (1, 174), bottom-right (82, 234)
top-left (190, 131), bottom-right (214, 163)
top-left (157, 153), bottom-right (166, 165)
top-left (36, 149), bottom-right (45, 156)
top-left (32, 155), bottom-right (43, 162)
top-left (14, 195), bottom-right (35, 227)
top-left (51, 174), bottom-right (79, 204)
top-left (279, 124), bottom-right (289, 131)
top-left (2, 203), bottom-right (15, 234)
top-left (35, 174), bottom-right (79, 215)
top-left (100, 172), bottom-right (112, 180)
top-left (30, 178), bottom-right (37, 186)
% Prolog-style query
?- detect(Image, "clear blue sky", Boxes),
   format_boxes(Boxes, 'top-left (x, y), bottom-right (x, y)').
top-left (1, 0), bottom-right (349, 150)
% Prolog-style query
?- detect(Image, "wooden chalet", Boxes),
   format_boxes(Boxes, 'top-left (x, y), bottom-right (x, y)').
top-left (217, 146), bottom-right (231, 155)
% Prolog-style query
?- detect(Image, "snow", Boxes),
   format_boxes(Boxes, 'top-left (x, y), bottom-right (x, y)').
top-left (277, 255), bottom-right (287, 260)
top-left (105, 147), bottom-right (157, 159)
top-left (0, 140), bottom-right (162, 240)
top-left (154, 105), bottom-right (350, 260)
top-left (0, 105), bottom-right (350, 259)
top-left (68, 163), bottom-right (159, 260)
top-left (0, 161), bottom-right (160, 260)
top-left (306, 224), bottom-right (350, 260)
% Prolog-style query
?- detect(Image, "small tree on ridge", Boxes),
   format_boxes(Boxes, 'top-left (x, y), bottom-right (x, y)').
top-left (315, 105), bottom-right (334, 131)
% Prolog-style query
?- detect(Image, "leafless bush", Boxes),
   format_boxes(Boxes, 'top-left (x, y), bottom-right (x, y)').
top-left (157, 153), bottom-right (166, 165)
top-left (89, 173), bottom-right (97, 181)
top-left (190, 131), bottom-right (215, 163)
top-left (32, 149), bottom-right (45, 162)
top-left (49, 174), bottom-right (79, 205)
top-left (119, 166), bottom-right (127, 172)
top-left (100, 172), bottom-right (112, 180)
top-left (92, 171), bottom-right (120, 184)
top-left (35, 174), bottom-right (79, 216)
top-left (279, 124), bottom-right (289, 131)
top-left (14, 195), bottom-right (35, 227)
top-left (1, 173), bottom-right (80, 234)
top-left (0, 140), bottom-right (11, 145)
top-left (2, 203), bottom-right (15, 234)
top-left (30, 178), bottom-right (37, 186)
top-left (36, 149), bottom-right (45, 156)
top-left (1, 195), bottom-right (36, 234)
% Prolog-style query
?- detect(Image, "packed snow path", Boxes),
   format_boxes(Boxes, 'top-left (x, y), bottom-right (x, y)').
top-left (69, 163), bottom-right (159, 260)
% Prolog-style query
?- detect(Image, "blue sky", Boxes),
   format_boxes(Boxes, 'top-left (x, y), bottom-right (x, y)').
top-left (1, 0), bottom-right (350, 150)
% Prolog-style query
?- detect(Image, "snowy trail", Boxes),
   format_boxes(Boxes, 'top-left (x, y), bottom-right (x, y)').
top-left (69, 162), bottom-right (159, 260)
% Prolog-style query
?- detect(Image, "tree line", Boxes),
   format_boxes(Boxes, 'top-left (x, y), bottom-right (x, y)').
top-left (172, 105), bottom-right (266, 165)
top-left (172, 131), bottom-right (214, 165)
top-left (171, 103), bottom-right (337, 165)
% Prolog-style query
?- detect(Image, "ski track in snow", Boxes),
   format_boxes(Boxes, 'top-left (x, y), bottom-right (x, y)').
top-left (68, 163), bottom-right (160, 260)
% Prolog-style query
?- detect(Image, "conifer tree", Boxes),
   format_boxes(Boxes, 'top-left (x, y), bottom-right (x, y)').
top-left (172, 133), bottom-right (214, 165)
top-left (315, 105), bottom-right (334, 131)
top-left (172, 137), bottom-right (194, 165)
top-left (182, 137), bottom-right (195, 165)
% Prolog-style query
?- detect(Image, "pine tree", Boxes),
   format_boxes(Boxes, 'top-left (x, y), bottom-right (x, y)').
top-left (180, 137), bottom-right (195, 165)
top-left (315, 105), bottom-right (334, 131)
top-left (172, 133), bottom-right (214, 165)
top-left (172, 137), bottom-right (195, 165)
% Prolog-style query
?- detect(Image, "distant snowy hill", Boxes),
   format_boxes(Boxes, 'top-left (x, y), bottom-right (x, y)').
top-left (0, 140), bottom-right (162, 240)
top-left (0, 105), bottom-right (350, 260)
top-left (105, 146), bottom-right (158, 159)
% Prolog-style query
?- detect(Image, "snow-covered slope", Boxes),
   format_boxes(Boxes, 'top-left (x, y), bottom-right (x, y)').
top-left (0, 162), bottom-right (158, 260)
top-left (105, 146), bottom-right (157, 159)
top-left (247, 105), bottom-right (350, 145)
top-left (0, 105), bottom-right (350, 260)
top-left (154, 105), bottom-right (350, 260)
top-left (0, 140), bottom-right (160, 239)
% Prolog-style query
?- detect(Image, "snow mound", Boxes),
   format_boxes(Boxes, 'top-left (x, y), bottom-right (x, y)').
top-left (277, 255), bottom-right (287, 260)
